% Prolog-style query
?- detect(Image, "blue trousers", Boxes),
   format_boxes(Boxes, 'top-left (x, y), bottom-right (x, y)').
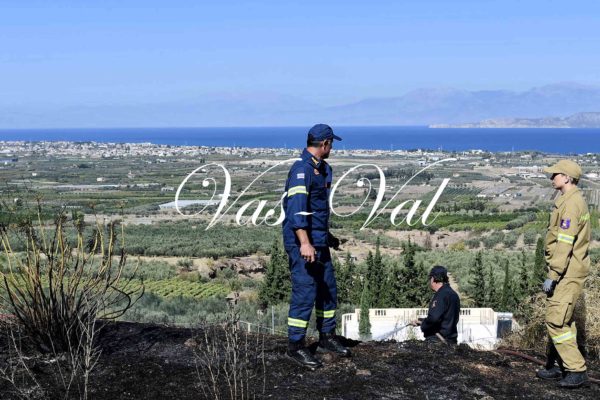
top-left (286, 246), bottom-right (337, 342)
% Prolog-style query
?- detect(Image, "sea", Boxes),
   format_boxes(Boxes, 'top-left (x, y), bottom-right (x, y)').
top-left (0, 126), bottom-right (599, 154)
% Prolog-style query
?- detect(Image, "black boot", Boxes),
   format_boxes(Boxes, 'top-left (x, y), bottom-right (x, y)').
top-left (286, 341), bottom-right (322, 370)
top-left (536, 366), bottom-right (562, 380)
top-left (318, 332), bottom-right (351, 357)
top-left (558, 371), bottom-right (589, 388)
top-left (539, 342), bottom-right (566, 380)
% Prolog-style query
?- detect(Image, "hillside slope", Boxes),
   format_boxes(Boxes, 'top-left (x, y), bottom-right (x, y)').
top-left (1, 321), bottom-right (598, 399)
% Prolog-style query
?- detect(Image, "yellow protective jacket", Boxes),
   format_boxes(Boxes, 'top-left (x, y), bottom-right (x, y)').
top-left (545, 187), bottom-right (591, 281)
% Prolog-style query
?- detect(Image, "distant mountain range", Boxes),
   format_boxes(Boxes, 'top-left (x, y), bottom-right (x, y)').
top-left (2, 83), bottom-right (600, 128)
top-left (431, 111), bottom-right (600, 128)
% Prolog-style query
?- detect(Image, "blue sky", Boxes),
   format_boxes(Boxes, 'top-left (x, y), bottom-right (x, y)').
top-left (1, 0), bottom-right (600, 107)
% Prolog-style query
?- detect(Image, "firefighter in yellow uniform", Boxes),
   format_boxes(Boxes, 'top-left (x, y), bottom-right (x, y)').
top-left (536, 159), bottom-right (590, 388)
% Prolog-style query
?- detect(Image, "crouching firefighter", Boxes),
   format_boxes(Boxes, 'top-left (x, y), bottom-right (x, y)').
top-left (282, 124), bottom-right (351, 369)
top-left (536, 160), bottom-right (590, 389)
top-left (411, 266), bottom-right (460, 344)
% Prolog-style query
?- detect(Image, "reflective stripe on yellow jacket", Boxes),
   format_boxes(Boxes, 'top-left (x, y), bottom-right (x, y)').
top-left (544, 187), bottom-right (591, 280)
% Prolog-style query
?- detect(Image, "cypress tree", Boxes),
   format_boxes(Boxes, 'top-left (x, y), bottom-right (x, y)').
top-left (337, 252), bottom-right (358, 305)
top-left (258, 238), bottom-right (290, 307)
top-left (469, 251), bottom-right (486, 307)
top-left (518, 249), bottom-right (530, 298)
top-left (487, 262), bottom-right (498, 309)
top-left (402, 238), bottom-right (415, 271)
top-left (348, 255), bottom-right (362, 305)
top-left (412, 260), bottom-right (430, 307)
top-left (358, 278), bottom-right (372, 340)
top-left (336, 253), bottom-right (348, 304)
top-left (500, 259), bottom-right (515, 311)
top-left (371, 237), bottom-right (386, 307)
top-left (333, 255), bottom-right (345, 301)
top-left (381, 241), bottom-right (429, 308)
top-left (400, 244), bottom-right (429, 307)
top-left (365, 250), bottom-right (374, 279)
top-left (365, 238), bottom-right (386, 308)
top-left (381, 261), bottom-right (403, 308)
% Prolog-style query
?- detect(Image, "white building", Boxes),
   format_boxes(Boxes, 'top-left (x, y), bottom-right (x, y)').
top-left (342, 308), bottom-right (513, 350)
top-left (158, 199), bottom-right (220, 210)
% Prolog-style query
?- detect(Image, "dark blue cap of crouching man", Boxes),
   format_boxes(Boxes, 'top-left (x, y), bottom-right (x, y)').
top-left (307, 124), bottom-right (342, 142)
top-left (429, 265), bottom-right (449, 282)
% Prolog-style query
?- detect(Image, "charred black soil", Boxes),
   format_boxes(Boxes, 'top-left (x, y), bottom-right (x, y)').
top-left (1, 321), bottom-right (599, 399)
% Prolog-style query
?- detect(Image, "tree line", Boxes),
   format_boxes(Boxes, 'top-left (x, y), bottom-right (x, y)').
top-left (259, 237), bottom-right (431, 338)
top-left (468, 236), bottom-right (546, 311)
top-left (259, 235), bottom-right (549, 338)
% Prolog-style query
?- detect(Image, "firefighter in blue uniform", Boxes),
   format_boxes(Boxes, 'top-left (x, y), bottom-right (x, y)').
top-left (283, 124), bottom-right (351, 369)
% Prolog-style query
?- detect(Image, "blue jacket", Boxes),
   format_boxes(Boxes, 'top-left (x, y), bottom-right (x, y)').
top-left (282, 148), bottom-right (333, 249)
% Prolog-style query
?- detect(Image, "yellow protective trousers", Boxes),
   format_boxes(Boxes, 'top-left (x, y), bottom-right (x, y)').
top-left (545, 276), bottom-right (587, 372)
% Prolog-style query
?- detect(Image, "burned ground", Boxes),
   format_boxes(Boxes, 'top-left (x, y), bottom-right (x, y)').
top-left (1, 321), bottom-right (599, 399)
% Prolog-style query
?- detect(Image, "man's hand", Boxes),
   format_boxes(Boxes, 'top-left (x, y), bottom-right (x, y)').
top-left (543, 279), bottom-right (556, 295)
top-left (300, 242), bottom-right (316, 263)
top-left (327, 233), bottom-right (341, 250)
top-left (409, 319), bottom-right (422, 327)
top-left (296, 229), bottom-right (316, 263)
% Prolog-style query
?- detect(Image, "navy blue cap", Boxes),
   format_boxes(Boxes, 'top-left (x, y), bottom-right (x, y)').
top-left (429, 265), bottom-right (449, 282)
top-left (307, 124), bottom-right (342, 142)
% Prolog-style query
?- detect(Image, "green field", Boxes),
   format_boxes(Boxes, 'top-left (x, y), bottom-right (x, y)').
top-left (130, 278), bottom-right (228, 299)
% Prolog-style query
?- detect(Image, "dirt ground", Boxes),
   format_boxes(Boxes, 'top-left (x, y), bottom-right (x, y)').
top-left (1, 321), bottom-right (599, 399)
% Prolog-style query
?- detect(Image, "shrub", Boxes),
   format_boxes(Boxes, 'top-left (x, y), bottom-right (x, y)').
top-left (193, 306), bottom-right (266, 400)
top-left (465, 238), bottom-right (481, 249)
top-left (504, 264), bottom-right (600, 359)
top-left (505, 212), bottom-right (536, 230)
top-left (523, 230), bottom-right (538, 246)
top-left (0, 206), bottom-right (143, 353)
top-left (482, 231), bottom-right (504, 249)
top-left (502, 232), bottom-right (518, 249)
top-left (449, 241), bottom-right (466, 251)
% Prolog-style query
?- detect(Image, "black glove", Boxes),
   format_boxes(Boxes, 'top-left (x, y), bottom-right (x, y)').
top-left (543, 279), bottom-right (556, 295)
top-left (327, 233), bottom-right (341, 250)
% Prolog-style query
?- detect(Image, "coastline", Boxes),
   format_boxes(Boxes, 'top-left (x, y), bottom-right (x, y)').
top-left (2, 126), bottom-right (600, 154)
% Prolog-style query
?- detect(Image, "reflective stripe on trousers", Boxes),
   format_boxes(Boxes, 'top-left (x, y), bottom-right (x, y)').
top-left (286, 246), bottom-right (337, 342)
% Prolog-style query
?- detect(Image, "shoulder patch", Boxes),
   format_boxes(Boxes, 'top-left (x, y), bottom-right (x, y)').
top-left (560, 218), bottom-right (571, 230)
top-left (296, 173), bottom-right (305, 179)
